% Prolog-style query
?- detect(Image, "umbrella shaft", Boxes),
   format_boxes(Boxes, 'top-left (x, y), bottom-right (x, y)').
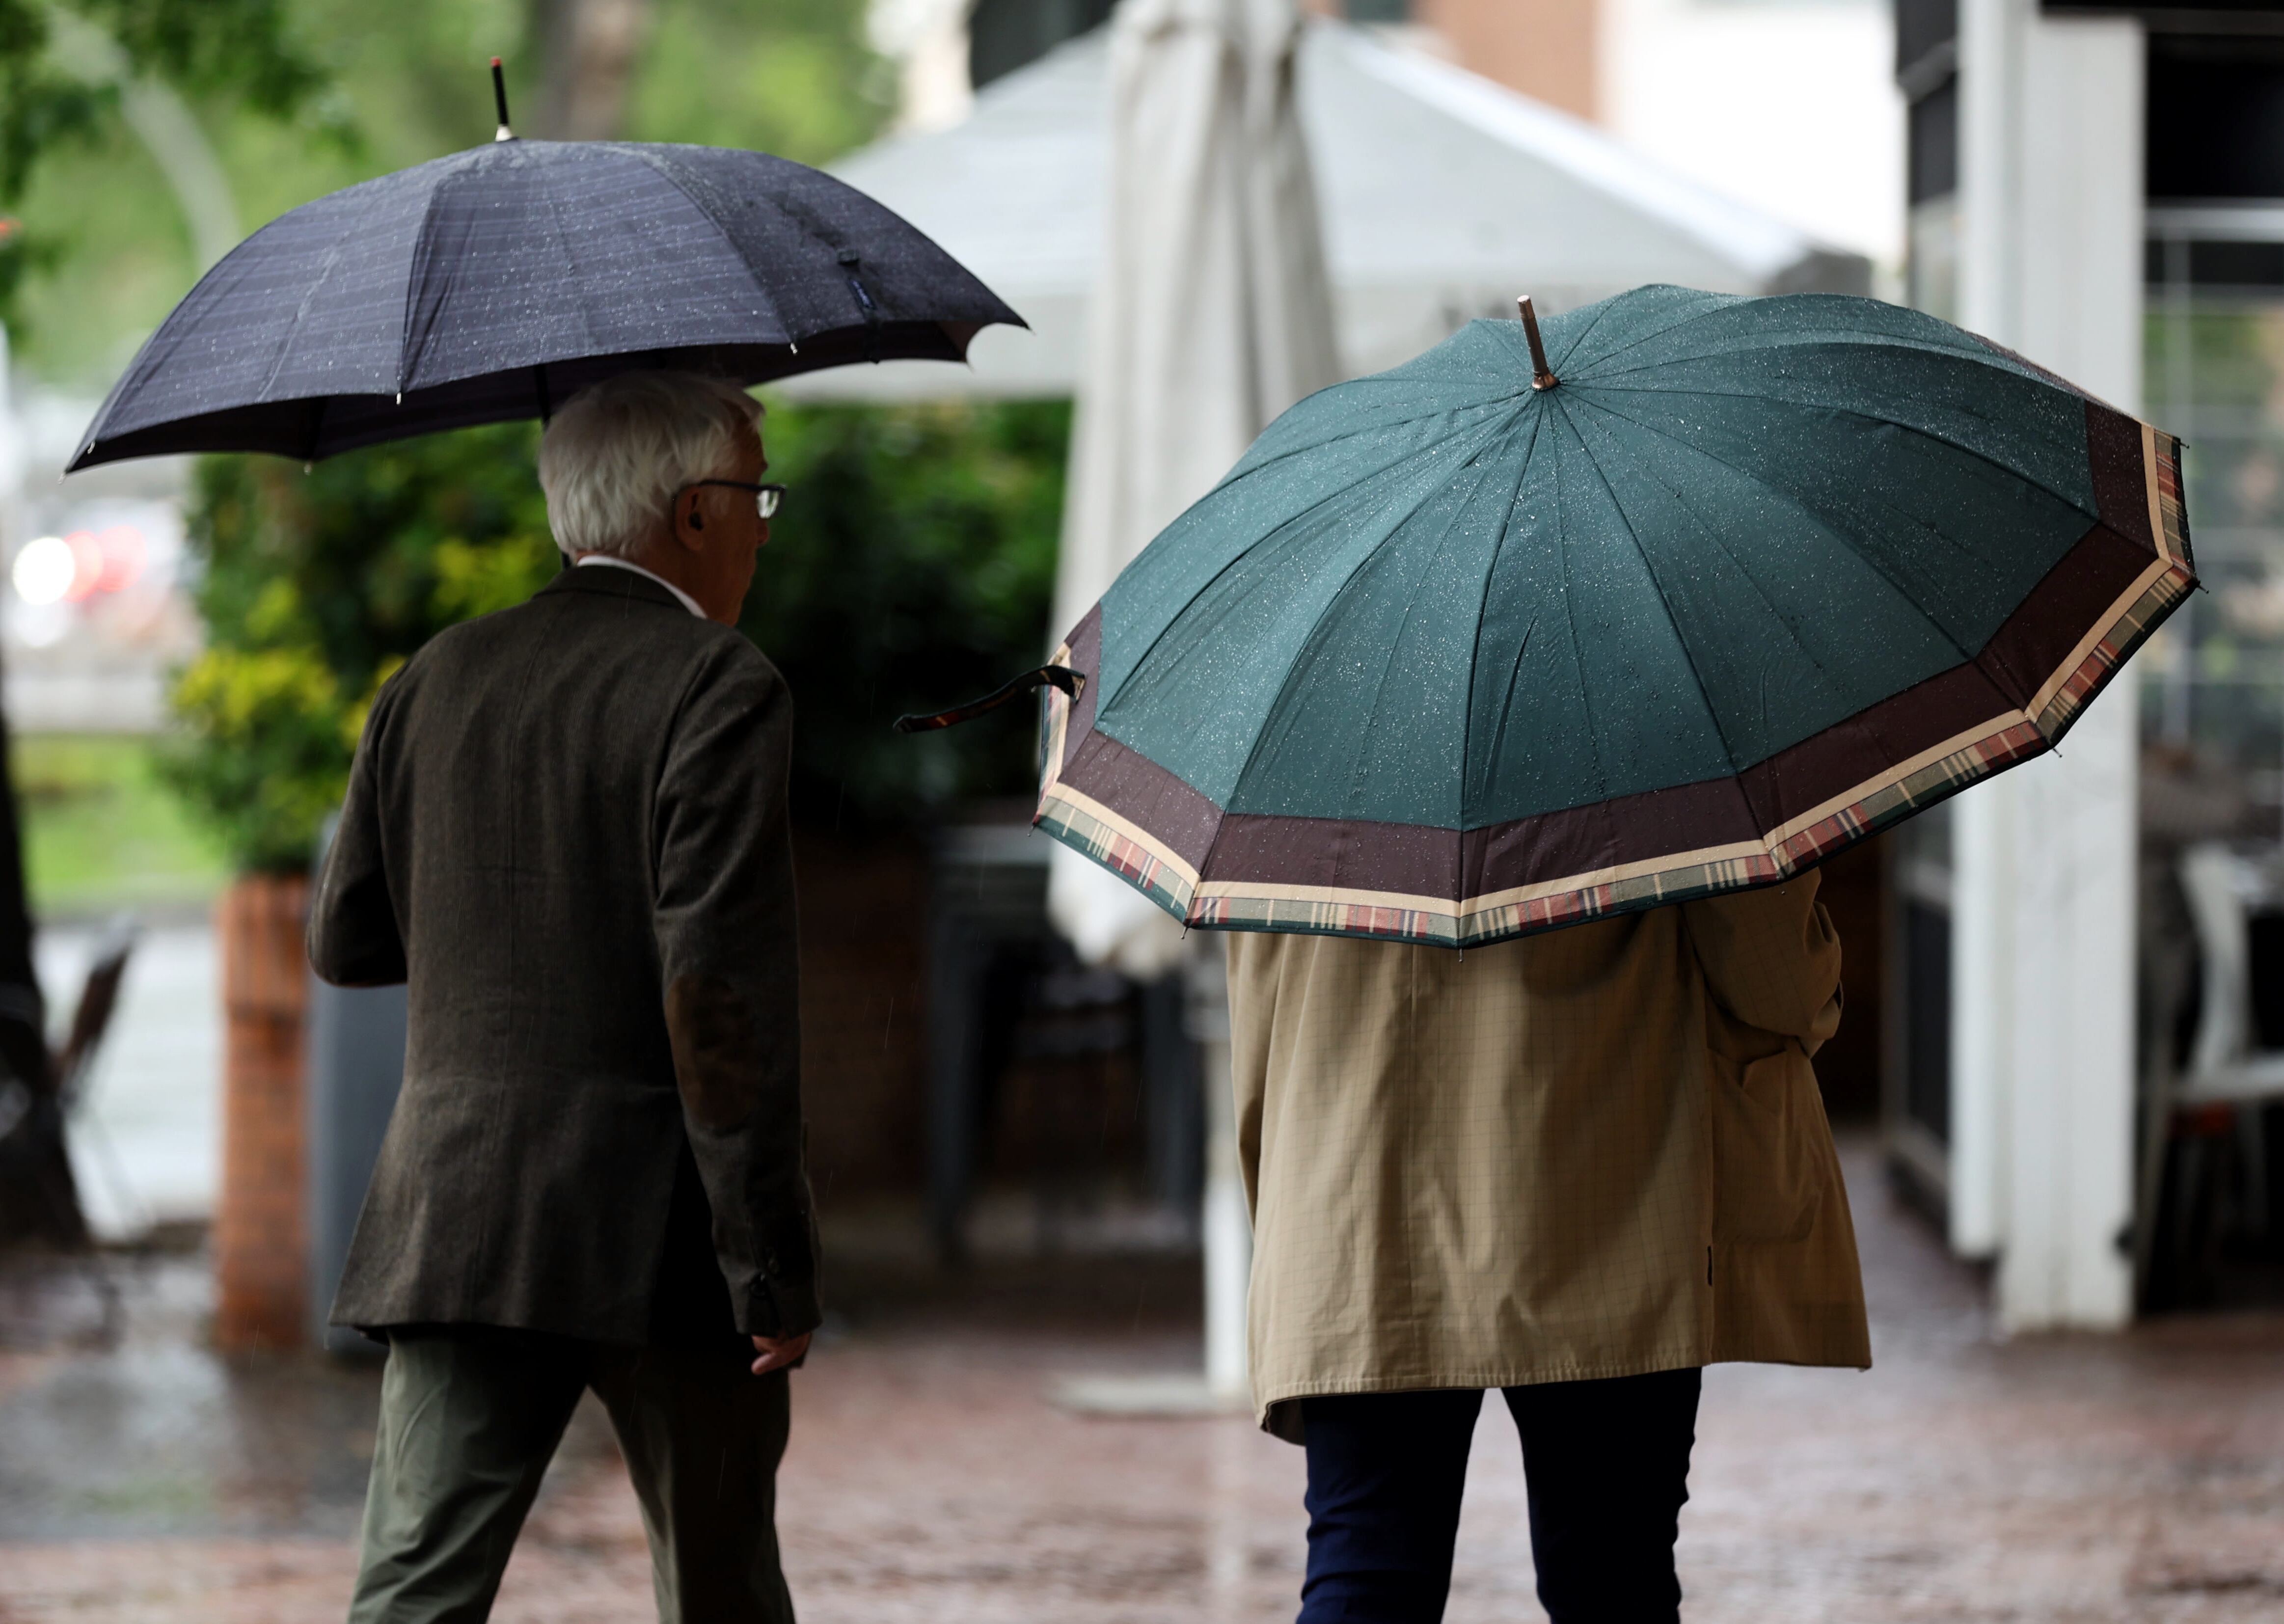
top-left (1517, 295), bottom-right (1558, 390)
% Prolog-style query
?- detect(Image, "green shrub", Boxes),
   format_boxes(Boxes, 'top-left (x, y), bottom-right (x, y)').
top-left (169, 400), bottom-right (1068, 868)
top-left (168, 422), bottom-right (556, 871)
top-left (743, 398), bottom-right (1067, 828)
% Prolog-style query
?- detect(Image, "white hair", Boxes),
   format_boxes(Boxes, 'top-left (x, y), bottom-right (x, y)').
top-left (538, 371), bottom-right (763, 558)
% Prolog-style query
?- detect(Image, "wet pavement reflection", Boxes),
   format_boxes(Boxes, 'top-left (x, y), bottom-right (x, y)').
top-left (0, 1256), bottom-right (380, 1541)
top-left (1, 1141), bottom-right (2280, 1622)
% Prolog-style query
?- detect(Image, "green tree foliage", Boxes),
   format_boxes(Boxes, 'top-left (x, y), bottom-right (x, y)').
top-left (167, 425), bottom-right (556, 870)
top-left (0, 4), bottom-right (105, 203)
top-left (0, 0), bottom-right (330, 333)
top-left (11, 0), bottom-right (891, 380)
top-left (625, 0), bottom-right (889, 163)
top-left (73, 0), bottom-right (326, 110)
top-left (169, 401), bottom-right (1067, 867)
top-left (743, 400), bottom-right (1068, 829)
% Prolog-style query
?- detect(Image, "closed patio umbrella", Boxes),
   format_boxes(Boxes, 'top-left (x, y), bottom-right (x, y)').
top-left (1043, 0), bottom-right (1341, 1408)
top-left (1046, 0), bottom-right (1341, 976)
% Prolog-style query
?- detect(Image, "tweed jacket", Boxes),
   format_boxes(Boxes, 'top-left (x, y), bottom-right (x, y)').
top-left (310, 566), bottom-right (818, 1346)
top-left (1227, 872), bottom-right (1868, 1441)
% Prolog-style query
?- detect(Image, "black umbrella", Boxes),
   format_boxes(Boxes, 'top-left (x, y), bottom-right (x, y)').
top-left (70, 74), bottom-right (1021, 471)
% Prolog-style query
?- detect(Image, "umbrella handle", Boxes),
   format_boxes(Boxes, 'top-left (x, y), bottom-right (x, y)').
top-left (893, 666), bottom-right (1085, 733)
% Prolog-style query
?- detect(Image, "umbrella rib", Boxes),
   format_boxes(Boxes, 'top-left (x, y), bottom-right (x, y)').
top-left (1577, 327), bottom-right (1997, 386)
top-left (1576, 386), bottom-right (2094, 696)
top-left (1539, 293), bottom-right (1631, 378)
top-left (1538, 294), bottom-right (1738, 380)
top-left (1571, 398), bottom-right (1873, 786)
top-left (395, 173), bottom-right (459, 396)
top-left (1558, 405), bottom-right (1750, 783)
top-left (532, 159), bottom-right (603, 364)
top-left (620, 147), bottom-right (794, 339)
top-left (1117, 407), bottom-right (1510, 697)
top-left (1565, 376), bottom-right (2099, 518)
top-left (1572, 390), bottom-right (2010, 695)
top-left (1571, 393), bottom-right (1867, 671)
top-left (1478, 610), bottom-right (1540, 816)
top-left (1217, 394), bottom-right (1519, 488)
top-left (1458, 409), bottom-right (1547, 836)
top-left (1170, 417), bottom-right (1515, 893)
top-left (258, 228), bottom-right (356, 406)
top-left (392, 148), bottom-right (501, 396)
top-left (1543, 424), bottom-right (1615, 808)
top-left (1576, 386), bottom-right (2060, 800)
top-left (1334, 460), bottom-right (1508, 845)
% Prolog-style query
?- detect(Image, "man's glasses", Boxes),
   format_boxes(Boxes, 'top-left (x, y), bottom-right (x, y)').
top-left (683, 480), bottom-right (786, 519)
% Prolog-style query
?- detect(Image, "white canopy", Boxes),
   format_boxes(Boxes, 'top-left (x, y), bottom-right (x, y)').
top-left (785, 20), bottom-right (1871, 402)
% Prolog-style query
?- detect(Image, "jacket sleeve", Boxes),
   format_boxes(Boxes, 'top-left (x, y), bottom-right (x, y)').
top-left (1680, 870), bottom-right (1844, 1053)
top-left (307, 679), bottom-right (407, 988)
top-left (651, 645), bottom-right (819, 1340)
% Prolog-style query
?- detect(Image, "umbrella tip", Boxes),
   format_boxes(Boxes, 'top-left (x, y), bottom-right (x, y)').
top-left (490, 57), bottom-right (514, 141)
top-left (1516, 296), bottom-right (1557, 391)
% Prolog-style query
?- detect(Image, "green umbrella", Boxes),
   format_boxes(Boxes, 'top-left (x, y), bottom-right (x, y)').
top-left (1034, 284), bottom-right (2194, 947)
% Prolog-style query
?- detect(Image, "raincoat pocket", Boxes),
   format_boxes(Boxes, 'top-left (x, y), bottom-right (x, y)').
top-left (1711, 1046), bottom-right (1823, 1244)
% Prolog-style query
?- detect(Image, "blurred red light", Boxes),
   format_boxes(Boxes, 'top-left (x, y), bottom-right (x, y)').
top-left (94, 525), bottom-right (146, 594)
top-left (61, 532), bottom-right (103, 601)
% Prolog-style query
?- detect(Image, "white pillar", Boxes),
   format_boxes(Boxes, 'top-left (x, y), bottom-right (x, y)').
top-left (1188, 943), bottom-right (1251, 1400)
top-left (1950, 0), bottom-right (2143, 1329)
top-left (1948, 787), bottom-right (2013, 1261)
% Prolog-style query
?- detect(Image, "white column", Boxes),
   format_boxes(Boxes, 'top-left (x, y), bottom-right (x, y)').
top-left (1188, 943), bottom-right (1251, 1400)
top-left (1946, 0), bottom-right (2016, 1266)
top-left (1951, 0), bottom-right (2143, 1329)
top-left (1948, 787), bottom-right (2013, 1260)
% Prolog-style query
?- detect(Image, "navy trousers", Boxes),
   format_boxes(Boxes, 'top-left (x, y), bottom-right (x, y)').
top-left (1298, 1368), bottom-right (1703, 1624)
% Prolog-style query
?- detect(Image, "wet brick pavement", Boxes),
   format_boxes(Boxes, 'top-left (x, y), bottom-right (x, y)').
top-left (2, 1142), bottom-right (2281, 1622)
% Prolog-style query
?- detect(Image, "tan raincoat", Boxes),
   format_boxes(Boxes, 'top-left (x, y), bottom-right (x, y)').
top-left (1227, 871), bottom-right (1869, 1441)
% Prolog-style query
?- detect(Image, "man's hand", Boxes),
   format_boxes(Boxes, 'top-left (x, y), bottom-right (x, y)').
top-left (750, 1331), bottom-right (811, 1376)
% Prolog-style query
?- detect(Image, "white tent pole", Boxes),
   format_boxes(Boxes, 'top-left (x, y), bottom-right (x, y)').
top-left (1188, 941), bottom-right (1249, 1399)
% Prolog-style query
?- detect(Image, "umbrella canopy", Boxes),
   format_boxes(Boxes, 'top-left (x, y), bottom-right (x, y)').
top-left (68, 138), bottom-right (1023, 471)
top-left (1036, 284), bottom-right (2195, 948)
top-left (1044, 0), bottom-right (1342, 976)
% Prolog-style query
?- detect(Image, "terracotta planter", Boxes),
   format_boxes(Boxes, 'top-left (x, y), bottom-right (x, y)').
top-left (213, 871), bottom-right (311, 1351)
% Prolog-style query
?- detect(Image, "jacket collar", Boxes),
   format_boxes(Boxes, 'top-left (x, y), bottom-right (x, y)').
top-left (541, 560), bottom-right (701, 617)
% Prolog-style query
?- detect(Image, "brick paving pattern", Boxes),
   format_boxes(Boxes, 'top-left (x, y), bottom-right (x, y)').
top-left (2, 1144), bottom-right (2281, 1622)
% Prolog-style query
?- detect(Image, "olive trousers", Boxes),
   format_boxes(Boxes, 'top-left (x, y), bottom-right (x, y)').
top-left (346, 1325), bottom-right (793, 1624)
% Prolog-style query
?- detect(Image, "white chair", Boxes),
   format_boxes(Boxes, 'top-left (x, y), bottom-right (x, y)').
top-left (2177, 843), bottom-right (2284, 1106)
top-left (2171, 843), bottom-right (2284, 1265)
